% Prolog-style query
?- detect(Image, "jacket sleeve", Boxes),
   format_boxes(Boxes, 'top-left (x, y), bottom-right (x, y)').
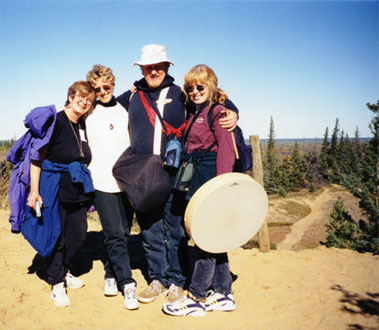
top-left (213, 105), bottom-right (235, 175)
top-left (224, 98), bottom-right (239, 116)
top-left (116, 90), bottom-right (132, 111)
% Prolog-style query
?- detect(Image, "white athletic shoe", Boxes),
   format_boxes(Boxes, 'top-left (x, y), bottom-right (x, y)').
top-left (65, 271), bottom-right (85, 289)
top-left (51, 282), bottom-right (70, 307)
top-left (124, 283), bottom-right (139, 310)
top-left (204, 291), bottom-right (236, 312)
top-left (104, 278), bottom-right (118, 296)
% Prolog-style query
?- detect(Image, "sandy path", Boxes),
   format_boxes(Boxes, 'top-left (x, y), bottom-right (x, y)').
top-left (277, 188), bottom-right (332, 250)
top-left (1, 207), bottom-right (378, 330)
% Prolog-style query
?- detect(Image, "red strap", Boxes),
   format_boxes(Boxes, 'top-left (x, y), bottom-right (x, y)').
top-left (138, 90), bottom-right (186, 137)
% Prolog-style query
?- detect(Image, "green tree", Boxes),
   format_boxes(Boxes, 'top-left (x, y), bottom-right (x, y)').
top-left (264, 117), bottom-right (280, 193)
top-left (288, 141), bottom-right (304, 189)
top-left (325, 197), bottom-right (356, 249)
top-left (329, 118), bottom-right (340, 182)
top-left (319, 127), bottom-right (330, 181)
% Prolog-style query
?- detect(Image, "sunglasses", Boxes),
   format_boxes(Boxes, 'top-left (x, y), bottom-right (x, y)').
top-left (94, 84), bottom-right (113, 93)
top-left (185, 84), bottom-right (206, 93)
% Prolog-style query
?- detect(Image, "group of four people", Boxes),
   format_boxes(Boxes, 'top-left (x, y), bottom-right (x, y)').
top-left (24, 44), bottom-right (239, 316)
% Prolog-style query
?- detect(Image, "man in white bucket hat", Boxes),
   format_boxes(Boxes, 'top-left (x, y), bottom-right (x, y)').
top-left (117, 44), bottom-right (239, 306)
top-left (134, 44), bottom-right (175, 66)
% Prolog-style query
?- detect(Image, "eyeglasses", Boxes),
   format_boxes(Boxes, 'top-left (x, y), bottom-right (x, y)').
top-left (94, 84), bottom-right (113, 93)
top-left (76, 94), bottom-right (94, 105)
top-left (185, 85), bottom-right (206, 93)
top-left (142, 64), bottom-right (167, 72)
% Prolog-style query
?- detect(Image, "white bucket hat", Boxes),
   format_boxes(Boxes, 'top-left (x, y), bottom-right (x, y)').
top-left (134, 44), bottom-right (175, 66)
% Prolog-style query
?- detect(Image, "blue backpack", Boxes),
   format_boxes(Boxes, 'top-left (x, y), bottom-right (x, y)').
top-left (207, 103), bottom-right (252, 173)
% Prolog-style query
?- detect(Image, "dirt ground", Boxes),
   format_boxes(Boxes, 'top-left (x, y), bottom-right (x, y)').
top-left (0, 186), bottom-right (378, 330)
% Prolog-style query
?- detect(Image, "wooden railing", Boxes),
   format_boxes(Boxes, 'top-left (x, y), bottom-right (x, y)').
top-left (250, 135), bottom-right (270, 253)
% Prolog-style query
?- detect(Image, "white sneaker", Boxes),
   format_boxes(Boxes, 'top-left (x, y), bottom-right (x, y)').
top-left (65, 271), bottom-right (85, 289)
top-left (104, 278), bottom-right (118, 296)
top-left (204, 291), bottom-right (236, 312)
top-left (124, 283), bottom-right (139, 310)
top-left (51, 282), bottom-right (70, 307)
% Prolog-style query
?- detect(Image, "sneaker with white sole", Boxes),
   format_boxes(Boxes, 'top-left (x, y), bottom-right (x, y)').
top-left (138, 279), bottom-right (167, 303)
top-left (163, 295), bottom-right (206, 317)
top-left (124, 283), bottom-right (139, 310)
top-left (51, 282), bottom-right (70, 307)
top-left (166, 284), bottom-right (185, 304)
top-left (104, 278), bottom-right (118, 296)
top-left (204, 291), bottom-right (236, 312)
top-left (65, 271), bottom-right (85, 289)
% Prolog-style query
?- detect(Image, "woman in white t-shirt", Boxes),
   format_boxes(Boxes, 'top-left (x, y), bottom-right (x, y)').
top-left (86, 65), bottom-right (138, 311)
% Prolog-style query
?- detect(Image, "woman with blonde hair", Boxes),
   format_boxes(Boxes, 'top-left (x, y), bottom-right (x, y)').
top-left (86, 64), bottom-right (138, 310)
top-left (163, 64), bottom-right (236, 316)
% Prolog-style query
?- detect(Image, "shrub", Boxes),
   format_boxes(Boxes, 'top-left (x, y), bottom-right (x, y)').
top-left (325, 196), bottom-right (379, 254)
top-left (0, 159), bottom-right (12, 208)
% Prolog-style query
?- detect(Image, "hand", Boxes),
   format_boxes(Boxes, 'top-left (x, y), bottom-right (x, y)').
top-left (219, 110), bottom-right (238, 132)
top-left (27, 191), bottom-right (43, 210)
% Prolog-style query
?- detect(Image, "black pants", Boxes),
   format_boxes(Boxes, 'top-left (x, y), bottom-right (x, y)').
top-left (94, 190), bottom-right (135, 288)
top-left (46, 202), bottom-right (88, 286)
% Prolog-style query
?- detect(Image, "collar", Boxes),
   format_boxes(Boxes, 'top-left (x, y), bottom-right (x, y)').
top-left (96, 96), bottom-right (117, 107)
top-left (134, 74), bottom-right (175, 92)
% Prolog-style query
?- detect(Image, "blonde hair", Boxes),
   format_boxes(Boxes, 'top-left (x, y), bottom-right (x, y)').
top-left (184, 64), bottom-right (227, 105)
top-left (65, 81), bottom-right (96, 107)
top-left (86, 64), bottom-right (115, 87)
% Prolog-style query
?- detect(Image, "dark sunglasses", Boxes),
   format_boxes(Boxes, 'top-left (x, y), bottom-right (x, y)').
top-left (185, 84), bottom-right (206, 93)
top-left (94, 84), bottom-right (113, 93)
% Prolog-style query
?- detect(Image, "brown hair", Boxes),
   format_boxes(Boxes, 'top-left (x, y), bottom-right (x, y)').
top-left (65, 81), bottom-right (96, 107)
top-left (184, 64), bottom-right (227, 105)
top-left (86, 64), bottom-right (115, 87)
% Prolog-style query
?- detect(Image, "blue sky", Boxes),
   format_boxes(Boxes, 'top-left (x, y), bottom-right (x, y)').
top-left (0, 0), bottom-right (378, 140)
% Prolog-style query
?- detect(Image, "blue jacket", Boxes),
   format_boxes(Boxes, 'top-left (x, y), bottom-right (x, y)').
top-left (7, 105), bottom-right (57, 233)
top-left (21, 159), bottom-right (94, 257)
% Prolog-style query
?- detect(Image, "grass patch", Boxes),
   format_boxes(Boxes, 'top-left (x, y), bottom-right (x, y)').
top-left (241, 239), bottom-right (277, 250)
top-left (282, 201), bottom-right (311, 218)
top-left (268, 222), bottom-right (294, 227)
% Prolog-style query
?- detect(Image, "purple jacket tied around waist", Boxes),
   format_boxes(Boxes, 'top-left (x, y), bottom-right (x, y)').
top-left (7, 105), bottom-right (57, 233)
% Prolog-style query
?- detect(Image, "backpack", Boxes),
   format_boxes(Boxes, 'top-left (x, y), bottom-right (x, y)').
top-left (207, 103), bottom-right (253, 173)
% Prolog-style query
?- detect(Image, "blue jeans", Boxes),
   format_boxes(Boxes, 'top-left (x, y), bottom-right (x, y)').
top-left (94, 190), bottom-right (135, 287)
top-left (136, 192), bottom-right (187, 288)
top-left (189, 246), bottom-right (232, 300)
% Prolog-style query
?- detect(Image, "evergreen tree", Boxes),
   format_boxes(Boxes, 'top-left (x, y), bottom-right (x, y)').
top-left (278, 157), bottom-right (291, 196)
top-left (303, 150), bottom-right (316, 191)
top-left (329, 119), bottom-right (340, 182)
top-left (264, 117), bottom-right (280, 193)
top-left (288, 141), bottom-right (304, 189)
top-left (319, 127), bottom-right (330, 181)
top-left (325, 197), bottom-right (356, 250)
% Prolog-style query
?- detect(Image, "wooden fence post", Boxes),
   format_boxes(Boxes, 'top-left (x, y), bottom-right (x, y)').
top-left (250, 135), bottom-right (270, 252)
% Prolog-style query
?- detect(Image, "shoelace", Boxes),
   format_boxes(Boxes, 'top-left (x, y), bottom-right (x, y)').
top-left (168, 285), bottom-right (180, 297)
top-left (124, 287), bottom-right (136, 299)
top-left (149, 280), bottom-right (162, 293)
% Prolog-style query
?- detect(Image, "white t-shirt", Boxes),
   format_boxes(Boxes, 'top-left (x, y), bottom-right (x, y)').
top-left (86, 101), bottom-right (130, 193)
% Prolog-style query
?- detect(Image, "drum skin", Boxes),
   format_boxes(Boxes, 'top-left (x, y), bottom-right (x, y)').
top-left (184, 173), bottom-right (268, 253)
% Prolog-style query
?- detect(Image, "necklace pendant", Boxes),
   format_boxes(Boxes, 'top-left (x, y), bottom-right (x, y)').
top-left (109, 123), bottom-right (114, 130)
